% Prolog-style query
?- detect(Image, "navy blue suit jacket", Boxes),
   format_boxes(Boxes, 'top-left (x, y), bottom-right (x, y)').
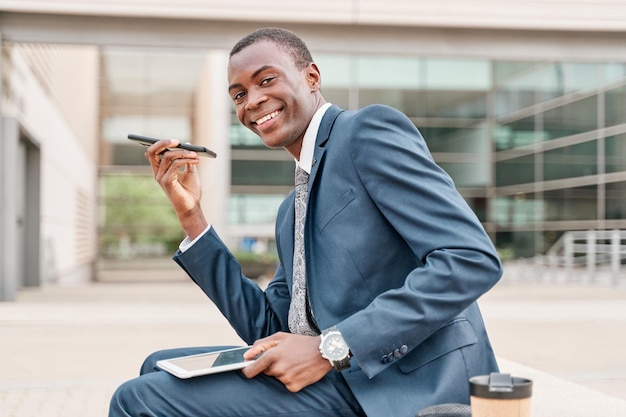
top-left (175, 104), bottom-right (502, 417)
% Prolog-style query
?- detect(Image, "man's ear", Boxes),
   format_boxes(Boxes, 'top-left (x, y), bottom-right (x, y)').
top-left (306, 63), bottom-right (322, 91)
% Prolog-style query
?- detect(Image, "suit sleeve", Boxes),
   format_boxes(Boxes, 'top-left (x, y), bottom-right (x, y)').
top-left (173, 227), bottom-right (291, 344)
top-left (336, 105), bottom-right (502, 378)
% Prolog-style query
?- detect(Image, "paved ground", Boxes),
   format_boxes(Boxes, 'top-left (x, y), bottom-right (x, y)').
top-left (1, 261), bottom-right (626, 416)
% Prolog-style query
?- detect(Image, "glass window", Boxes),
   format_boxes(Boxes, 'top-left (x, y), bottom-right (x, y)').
top-left (534, 64), bottom-right (568, 104)
top-left (231, 160), bottom-right (294, 186)
top-left (496, 154), bottom-right (534, 186)
top-left (606, 134), bottom-right (626, 173)
top-left (493, 88), bottom-right (535, 118)
top-left (464, 197), bottom-right (488, 222)
top-left (542, 95), bottom-right (597, 140)
top-left (356, 56), bottom-right (420, 88)
top-left (493, 194), bottom-right (543, 227)
top-left (321, 87), bottom-right (350, 110)
top-left (99, 48), bottom-right (205, 160)
top-left (228, 194), bottom-right (285, 225)
top-left (602, 63), bottom-right (626, 83)
top-left (493, 62), bottom-right (610, 117)
top-left (542, 230), bottom-right (564, 255)
top-left (424, 58), bottom-right (490, 90)
top-left (111, 143), bottom-right (152, 166)
top-left (496, 231), bottom-right (537, 258)
top-left (543, 141), bottom-right (597, 181)
top-left (355, 55), bottom-right (421, 116)
top-left (605, 85), bottom-right (626, 127)
top-left (421, 126), bottom-right (488, 153)
top-left (494, 116), bottom-right (536, 151)
top-left (359, 88), bottom-right (420, 117)
top-left (544, 185), bottom-right (597, 221)
top-left (415, 90), bottom-right (487, 119)
top-left (493, 63), bottom-right (547, 116)
top-left (541, 63), bottom-right (606, 98)
top-left (102, 115), bottom-right (192, 144)
top-left (315, 54), bottom-right (352, 88)
top-left (230, 123), bottom-right (264, 147)
top-left (606, 181), bottom-right (626, 220)
top-left (494, 61), bottom-right (537, 85)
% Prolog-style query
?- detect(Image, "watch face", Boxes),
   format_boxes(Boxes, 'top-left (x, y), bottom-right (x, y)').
top-left (322, 333), bottom-right (349, 360)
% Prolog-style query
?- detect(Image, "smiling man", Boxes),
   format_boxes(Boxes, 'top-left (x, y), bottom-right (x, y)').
top-left (109, 27), bottom-right (503, 417)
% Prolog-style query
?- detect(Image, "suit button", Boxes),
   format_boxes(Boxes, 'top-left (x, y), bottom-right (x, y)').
top-left (387, 353), bottom-right (395, 362)
top-left (380, 355), bottom-right (389, 364)
top-left (400, 345), bottom-right (408, 354)
top-left (393, 349), bottom-right (402, 359)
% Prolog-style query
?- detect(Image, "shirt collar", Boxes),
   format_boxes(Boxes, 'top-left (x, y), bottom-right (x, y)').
top-left (297, 102), bottom-right (332, 174)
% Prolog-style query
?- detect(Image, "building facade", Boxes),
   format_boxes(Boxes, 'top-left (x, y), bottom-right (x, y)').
top-left (1, 1), bottom-right (625, 299)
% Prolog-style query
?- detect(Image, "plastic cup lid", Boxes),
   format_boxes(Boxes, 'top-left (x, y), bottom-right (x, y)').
top-left (470, 373), bottom-right (533, 399)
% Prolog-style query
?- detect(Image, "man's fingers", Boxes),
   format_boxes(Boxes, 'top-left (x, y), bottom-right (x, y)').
top-left (242, 352), bottom-right (270, 378)
top-left (244, 339), bottom-right (279, 360)
top-left (145, 139), bottom-right (176, 176)
top-left (241, 338), bottom-right (283, 379)
top-left (153, 150), bottom-right (198, 180)
top-left (146, 139), bottom-right (179, 158)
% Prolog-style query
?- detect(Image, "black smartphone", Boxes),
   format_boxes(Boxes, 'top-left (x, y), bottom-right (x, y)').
top-left (127, 134), bottom-right (217, 158)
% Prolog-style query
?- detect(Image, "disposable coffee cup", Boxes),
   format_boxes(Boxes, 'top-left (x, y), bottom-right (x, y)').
top-left (469, 373), bottom-right (532, 417)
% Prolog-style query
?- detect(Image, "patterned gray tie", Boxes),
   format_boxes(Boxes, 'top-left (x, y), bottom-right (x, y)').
top-left (288, 166), bottom-right (318, 336)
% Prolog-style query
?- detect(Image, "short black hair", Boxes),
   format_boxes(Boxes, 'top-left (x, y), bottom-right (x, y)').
top-left (229, 27), bottom-right (313, 70)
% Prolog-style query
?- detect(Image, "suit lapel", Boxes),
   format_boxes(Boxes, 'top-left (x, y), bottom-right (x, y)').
top-left (309, 105), bottom-right (343, 190)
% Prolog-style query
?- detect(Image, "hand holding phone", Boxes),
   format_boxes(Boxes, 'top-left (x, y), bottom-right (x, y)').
top-left (128, 134), bottom-right (217, 158)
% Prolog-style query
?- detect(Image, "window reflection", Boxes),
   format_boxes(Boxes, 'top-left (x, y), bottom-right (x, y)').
top-left (493, 194), bottom-right (544, 227)
top-left (231, 160), bottom-right (294, 186)
top-left (494, 116), bottom-right (536, 151)
top-left (606, 85), bottom-right (626, 127)
top-left (606, 181), bottom-right (626, 220)
top-left (229, 194), bottom-right (285, 225)
top-left (496, 154), bottom-right (535, 186)
top-left (543, 140), bottom-right (597, 181)
top-left (99, 47), bottom-right (626, 261)
top-left (356, 56), bottom-right (421, 88)
top-left (544, 185), bottom-right (597, 221)
top-left (605, 134), bottom-right (626, 173)
top-left (542, 95), bottom-right (597, 140)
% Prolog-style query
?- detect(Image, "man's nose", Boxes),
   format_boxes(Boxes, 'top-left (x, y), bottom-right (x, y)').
top-left (245, 88), bottom-right (267, 110)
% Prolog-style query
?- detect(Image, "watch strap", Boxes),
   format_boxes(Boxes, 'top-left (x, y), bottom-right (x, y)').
top-left (333, 356), bottom-right (351, 372)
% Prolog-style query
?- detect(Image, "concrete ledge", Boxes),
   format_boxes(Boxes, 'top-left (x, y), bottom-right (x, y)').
top-left (498, 358), bottom-right (626, 417)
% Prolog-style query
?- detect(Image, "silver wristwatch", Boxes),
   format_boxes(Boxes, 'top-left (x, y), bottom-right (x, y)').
top-left (319, 326), bottom-right (351, 371)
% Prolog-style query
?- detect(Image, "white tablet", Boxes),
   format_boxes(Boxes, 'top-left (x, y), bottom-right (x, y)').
top-left (156, 346), bottom-right (254, 379)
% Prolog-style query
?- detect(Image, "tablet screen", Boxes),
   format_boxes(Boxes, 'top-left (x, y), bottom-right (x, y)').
top-left (156, 346), bottom-right (253, 378)
top-left (169, 347), bottom-right (249, 371)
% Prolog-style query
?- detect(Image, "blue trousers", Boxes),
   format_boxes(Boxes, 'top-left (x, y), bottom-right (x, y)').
top-left (108, 346), bottom-right (366, 417)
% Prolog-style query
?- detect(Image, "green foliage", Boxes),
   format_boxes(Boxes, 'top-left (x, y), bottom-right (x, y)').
top-left (100, 173), bottom-right (185, 255)
top-left (496, 246), bottom-right (516, 262)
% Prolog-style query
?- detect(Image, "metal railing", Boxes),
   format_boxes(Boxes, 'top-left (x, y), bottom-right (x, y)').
top-left (542, 230), bottom-right (626, 285)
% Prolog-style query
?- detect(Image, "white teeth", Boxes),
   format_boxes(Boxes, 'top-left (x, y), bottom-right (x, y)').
top-left (256, 110), bottom-right (280, 125)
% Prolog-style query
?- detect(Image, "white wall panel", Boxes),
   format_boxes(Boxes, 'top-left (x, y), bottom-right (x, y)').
top-left (1, 0), bottom-right (626, 31)
top-left (7, 46), bottom-right (99, 285)
top-left (0, 0), bottom-right (355, 23)
top-left (357, 0), bottom-right (626, 31)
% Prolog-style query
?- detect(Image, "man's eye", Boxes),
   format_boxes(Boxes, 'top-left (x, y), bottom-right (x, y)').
top-left (233, 91), bottom-right (246, 101)
top-left (261, 77), bottom-right (275, 86)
